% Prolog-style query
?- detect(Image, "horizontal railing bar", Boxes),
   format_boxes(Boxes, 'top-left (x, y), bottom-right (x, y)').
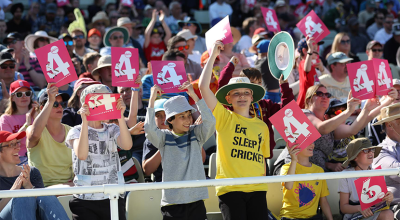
top-left (1, 168), bottom-right (399, 199)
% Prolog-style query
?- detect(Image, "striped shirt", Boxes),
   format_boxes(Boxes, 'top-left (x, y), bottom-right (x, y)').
top-left (18, 57), bottom-right (44, 87)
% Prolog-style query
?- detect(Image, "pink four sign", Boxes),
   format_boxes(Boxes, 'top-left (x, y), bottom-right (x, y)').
top-left (111, 47), bottom-right (141, 88)
top-left (205, 16), bottom-right (233, 54)
top-left (57, 0), bottom-right (70, 7)
top-left (269, 101), bottom-right (321, 151)
top-left (85, 93), bottom-right (121, 121)
top-left (151, 61), bottom-right (187, 93)
top-left (35, 40), bottom-right (78, 87)
top-left (296, 10), bottom-right (329, 43)
top-left (121, 0), bottom-right (134, 7)
top-left (373, 59), bottom-right (393, 96)
top-left (261, 7), bottom-right (281, 32)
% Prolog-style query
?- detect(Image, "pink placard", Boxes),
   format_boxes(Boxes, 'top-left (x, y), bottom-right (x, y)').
top-left (316, 0), bottom-right (324, 6)
top-left (121, 0), bottom-right (134, 7)
top-left (354, 169), bottom-right (387, 211)
top-left (269, 100), bottom-right (321, 151)
top-left (205, 16), bottom-right (233, 54)
top-left (151, 61), bottom-right (188, 94)
top-left (85, 93), bottom-right (121, 121)
top-left (294, 3), bottom-right (308, 18)
top-left (296, 10), bottom-right (329, 43)
top-left (111, 47), bottom-right (140, 88)
top-left (35, 40), bottom-right (78, 88)
top-left (261, 7), bottom-right (281, 32)
top-left (347, 61), bottom-right (376, 100)
top-left (245, 0), bottom-right (256, 8)
top-left (57, 0), bottom-right (69, 7)
top-left (373, 59), bottom-right (393, 96)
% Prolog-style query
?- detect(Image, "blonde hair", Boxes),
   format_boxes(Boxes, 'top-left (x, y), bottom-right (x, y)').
top-left (326, 32), bottom-right (354, 60)
top-left (304, 84), bottom-right (326, 109)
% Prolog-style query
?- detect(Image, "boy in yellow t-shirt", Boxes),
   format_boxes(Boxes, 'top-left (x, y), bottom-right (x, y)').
top-left (280, 143), bottom-right (333, 220)
top-left (199, 40), bottom-right (270, 220)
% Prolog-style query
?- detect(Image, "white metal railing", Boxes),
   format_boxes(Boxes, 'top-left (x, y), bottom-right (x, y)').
top-left (1, 168), bottom-right (400, 220)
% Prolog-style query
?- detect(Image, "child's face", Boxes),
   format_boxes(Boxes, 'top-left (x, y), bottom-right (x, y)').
top-left (354, 148), bottom-right (375, 166)
top-left (150, 33), bottom-right (162, 45)
top-left (225, 88), bottom-right (253, 108)
top-left (298, 143), bottom-right (314, 157)
top-left (169, 110), bottom-right (193, 134)
top-left (155, 111), bottom-right (169, 130)
top-left (250, 78), bottom-right (262, 86)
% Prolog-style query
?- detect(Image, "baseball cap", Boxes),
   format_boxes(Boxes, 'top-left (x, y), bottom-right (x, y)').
top-left (73, 78), bottom-right (101, 91)
top-left (393, 78), bottom-right (400, 86)
top-left (366, 0), bottom-right (376, 7)
top-left (275, 0), bottom-right (286, 7)
top-left (0, 131), bottom-right (26, 145)
top-left (326, 98), bottom-right (347, 114)
top-left (88, 28), bottom-right (101, 38)
top-left (257, 39), bottom-right (270, 53)
top-left (327, 52), bottom-right (353, 65)
top-left (297, 38), bottom-right (324, 53)
top-left (200, 51), bottom-right (220, 66)
top-left (79, 84), bottom-right (112, 105)
top-left (366, 40), bottom-right (382, 50)
top-left (46, 3), bottom-right (57, 14)
top-left (393, 23), bottom-right (400, 35)
top-left (154, 99), bottom-right (168, 113)
top-left (9, 80), bottom-right (31, 95)
top-left (0, 51), bottom-right (16, 65)
top-left (39, 90), bottom-right (70, 105)
top-left (254, 28), bottom-right (268, 36)
top-left (3, 32), bottom-right (23, 44)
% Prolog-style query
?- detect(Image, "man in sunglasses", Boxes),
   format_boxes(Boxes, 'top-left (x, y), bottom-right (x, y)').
top-left (70, 29), bottom-right (95, 60)
top-left (366, 40), bottom-right (383, 60)
top-left (0, 51), bottom-right (21, 113)
top-left (367, 9), bottom-right (387, 40)
top-left (384, 22), bottom-right (400, 65)
top-left (167, 35), bottom-right (202, 81)
top-left (58, 33), bottom-right (85, 77)
top-left (374, 13), bottom-right (394, 45)
top-left (26, 83), bottom-right (74, 187)
top-left (178, 17), bottom-right (207, 54)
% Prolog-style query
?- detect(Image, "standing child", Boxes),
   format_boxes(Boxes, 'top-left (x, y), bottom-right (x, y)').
top-left (65, 84), bottom-right (133, 220)
top-left (144, 82), bottom-right (216, 219)
top-left (280, 143), bottom-right (333, 220)
top-left (339, 138), bottom-right (394, 220)
top-left (199, 40), bottom-right (270, 220)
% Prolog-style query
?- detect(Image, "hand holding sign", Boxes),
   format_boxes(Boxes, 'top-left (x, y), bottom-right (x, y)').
top-left (151, 61), bottom-right (187, 93)
top-left (261, 7), bottom-right (281, 32)
top-left (85, 93), bottom-right (121, 121)
top-left (112, 47), bottom-right (140, 87)
top-left (269, 100), bottom-right (321, 151)
top-left (296, 10), bottom-right (329, 43)
top-left (205, 16), bottom-right (233, 54)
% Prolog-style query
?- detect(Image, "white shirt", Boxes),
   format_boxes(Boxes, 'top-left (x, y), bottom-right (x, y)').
top-left (209, 2), bottom-right (233, 23)
top-left (374, 28), bottom-right (393, 45)
top-left (236, 35), bottom-right (252, 54)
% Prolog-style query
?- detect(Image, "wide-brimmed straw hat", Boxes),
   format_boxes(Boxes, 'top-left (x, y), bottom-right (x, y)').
top-left (342, 138), bottom-right (381, 167)
top-left (103, 26), bottom-right (130, 47)
top-left (373, 103), bottom-right (400, 126)
top-left (24, 31), bottom-right (57, 53)
top-left (215, 77), bottom-right (265, 106)
top-left (88, 12), bottom-right (110, 29)
top-left (92, 55), bottom-right (111, 76)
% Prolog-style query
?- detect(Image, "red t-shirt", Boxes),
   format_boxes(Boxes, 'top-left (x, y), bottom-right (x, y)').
top-left (144, 42), bottom-right (167, 61)
top-left (297, 59), bottom-right (317, 109)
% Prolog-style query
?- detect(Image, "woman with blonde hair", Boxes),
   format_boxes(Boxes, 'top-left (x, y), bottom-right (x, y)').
top-left (325, 32), bottom-right (360, 63)
top-left (0, 80), bottom-right (38, 165)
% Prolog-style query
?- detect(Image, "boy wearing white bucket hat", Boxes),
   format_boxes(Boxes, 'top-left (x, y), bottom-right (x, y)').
top-left (144, 82), bottom-right (216, 219)
top-left (199, 41), bottom-right (270, 220)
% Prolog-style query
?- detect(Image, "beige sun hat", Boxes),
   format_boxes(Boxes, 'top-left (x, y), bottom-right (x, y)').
top-left (342, 138), bottom-right (381, 167)
top-left (177, 29), bottom-right (198, 41)
top-left (373, 103), bottom-right (400, 126)
top-left (88, 12), bottom-right (110, 29)
top-left (24, 31), bottom-right (57, 53)
top-left (91, 55), bottom-right (111, 76)
top-left (117, 17), bottom-right (134, 27)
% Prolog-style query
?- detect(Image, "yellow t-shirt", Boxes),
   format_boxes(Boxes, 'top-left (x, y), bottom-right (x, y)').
top-left (213, 102), bottom-right (270, 196)
top-left (28, 124), bottom-right (73, 187)
top-left (279, 163), bottom-right (330, 219)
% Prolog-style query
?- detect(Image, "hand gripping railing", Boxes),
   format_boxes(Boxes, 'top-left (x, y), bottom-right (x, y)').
top-left (1, 168), bottom-right (400, 220)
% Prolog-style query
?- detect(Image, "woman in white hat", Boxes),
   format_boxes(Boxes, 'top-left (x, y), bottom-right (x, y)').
top-left (24, 30), bottom-right (57, 58)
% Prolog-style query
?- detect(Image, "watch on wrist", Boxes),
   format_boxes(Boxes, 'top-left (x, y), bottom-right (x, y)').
top-left (131, 88), bottom-right (140, 91)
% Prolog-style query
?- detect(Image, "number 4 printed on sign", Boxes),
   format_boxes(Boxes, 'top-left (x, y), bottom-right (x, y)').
top-left (266, 11), bottom-right (278, 29)
top-left (156, 63), bottom-right (183, 86)
top-left (46, 46), bottom-right (70, 79)
top-left (115, 51), bottom-right (136, 80)
top-left (305, 16), bottom-right (323, 38)
top-left (283, 109), bottom-right (310, 143)
top-left (354, 64), bottom-right (374, 93)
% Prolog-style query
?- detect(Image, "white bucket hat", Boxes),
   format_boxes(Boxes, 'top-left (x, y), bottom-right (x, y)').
top-left (163, 96), bottom-right (196, 125)
top-left (24, 31), bottom-right (57, 53)
top-left (80, 84), bottom-right (112, 105)
top-left (177, 29), bottom-right (198, 41)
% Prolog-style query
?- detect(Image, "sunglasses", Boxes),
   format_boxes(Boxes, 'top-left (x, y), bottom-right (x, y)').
top-left (6, 39), bottom-right (17, 45)
top-left (95, 22), bottom-right (106, 26)
top-left (377, 17), bottom-right (384, 20)
top-left (13, 91), bottom-right (32, 98)
top-left (37, 37), bottom-right (49, 42)
top-left (73, 35), bottom-right (85, 40)
top-left (371, 48), bottom-right (383, 52)
top-left (0, 141), bottom-right (21, 149)
top-left (361, 148), bottom-right (376, 154)
top-left (385, 21), bottom-right (394, 24)
top-left (174, 45), bottom-right (189, 51)
top-left (64, 41), bottom-right (73, 46)
top-left (340, 40), bottom-right (351, 44)
top-left (111, 35), bottom-right (124, 40)
top-left (1, 64), bottom-right (15, 69)
top-left (52, 101), bottom-right (67, 108)
top-left (314, 91), bottom-right (332, 98)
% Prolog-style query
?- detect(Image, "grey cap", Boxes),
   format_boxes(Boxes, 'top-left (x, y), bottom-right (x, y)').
top-left (327, 52), bottom-right (353, 65)
top-left (46, 3), bottom-right (57, 14)
top-left (164, 96), bottom-right (196, 124)
top-left (80, 84), bottom-right (113, 105)
top-left (393, 23), bottom-right (400, 35)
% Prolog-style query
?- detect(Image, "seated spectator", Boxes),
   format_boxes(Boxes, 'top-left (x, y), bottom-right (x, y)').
top-left (79, 52), bottom-right (101, 81)
top-left (91, 55), bottom-right (117, 93)
top-left (0, 130), bottom-right (69, 219)
top-left (0, 80), bottom-right (38, 165)
top-left (0, 51), bottom-right (23, 114)
top-left (340, 138), bottom-right (394, 220)
top-left (22, 2), bottom-right (40, 32)
top-left (87, 28), bottom-right (102, 52)
top-left (142, 98), bottom-right (167, 182)
top-left (24, 31), bottom-right (57, 59)
top-left (383, 23), bottom-right (400, 65)
top-left (66, 84), bottom-right (132, 219)
top-left (26, 84), bottom-right (74, 187)
top-left (358, 0), bottom-right (376, 28)
top-left (144, 10), bottom-right (171, 62)
top-left (218, 27), bottom-right (250, 77)
top-left (165, 2), bottom-right (187, 34)
top-left (348, 17), bottom-right (370, 55)
top-left (100, 26), bottom-right (130, 56)
top-left (167, 35), bottom-right (202, 81)
top-left (177, 29), bottom-right (201, 64)
top-left (208, 0), bottom-right (233, 25)
top-left (5, 33), bottom-right (46, 89)
top-left (178, 17), bottom-right (207, 54)
top-left (367, 9), bottom-right (386, 40)
top-left (374, 14), bottom-right (394, 45)
top-left (70, 28), bottom-right (95, 60)
top-left (117, 17), bottom-right (147, 65)
top-left (280, 143), bottom-right (333, 220)
top-left (326, 32), bottom-right (360, 63)
top-left (33, 3), bottom-right (64, 37)
top-left (62, 78), bottom-right (100, 127)
top-left (88, 12), bottom-right (109, 37)
top-left (366, 41), bottom-right (383, 60)
top-left (237, 17), bottom-right (259, 56)
top-left (6, 3), bottom-right (31, 37)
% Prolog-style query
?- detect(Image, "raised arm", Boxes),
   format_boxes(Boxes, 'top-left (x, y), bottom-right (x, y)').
top-left (144, 10), bottom-right (158, 48)
top-left (199, 41), bottom-right (224, 111)
top-left (144, 85), bottom-right (166, 148)
top-left (283, 144), bottom-right (300, 190)
top-left (116, 98), bottom-right (133, 150)
top-left (303, 37), bottom-right (314, 73)
top-left (142, 150), bottom-right (161, 176)
top-left (218, 56), bottom-right (238, 88)
top-left (159, 10), bottom-right (171, 44)
top-left (73, 104), bottom-right (90, 160)
top-left (126, 76), bottom-right (142, 128)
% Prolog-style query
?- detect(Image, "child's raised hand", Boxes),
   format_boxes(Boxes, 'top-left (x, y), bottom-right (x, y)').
top-left (150, 85), bottom-right (163, 102)
top-left (159, 10), bottom-right (165, 22)
top-left (386, 87), bottom-right (398, 101)
top-left (287, 144), bottom-right (300, 162)
top-left (360, 207), bottom-right (374, 218)
top-left (212, 40), bottom-right (224, 57)
top-left (279, 74), bottom-right (288, 85)
top-left (116, 97), bottom-right (126, 113)
top-left (347, 91), bottom-right (361, 114)
top-left (78, 104), bottom-right (90, 121)
top-left (130, 121), bottom-right (145, 135)
top-left (151, 9), bottom-right (158, 20)
top-left (230, 56), bottom-right (239, 66)
top-left (306, 36), bottom-right (315, 50)
top-left (179, 81), bottom-right (195, 95)
top-left (135, 74), bottom-right (142, 86)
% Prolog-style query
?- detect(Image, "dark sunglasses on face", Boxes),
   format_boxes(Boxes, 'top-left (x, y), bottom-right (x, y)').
top-left (183, 23), bottom-right (193, 26)
top-left (340, 40), bottom-right (351, 44)
top-left (371, 48), bottom-right (383, 52)
top-left (96, 22), bottom-right (105, 26)
top-left (37, 37), bottom-right (48, 42)
top-left (53, 101), bottom-right (67, 108)
top-left (175, 45), bottom-right (189, 51)
top-left (0, 64), bottom-right (15, 69)
top-left (73, 35), bottom-right (85, 40)
top-left (64, 41), bottom-right (73, 46)
top-left (361, 148), bottom-right (376, 154)
top-left (6, 40), bottom-right (17, 45)
top-left (13, 91), bottom-right (32, 98)
top-left (314, 91), bottom-right (332, 98)
top-left (386, 21), bottom-right (394, 24)
top-left (111, 35), bottom-right (124, 40)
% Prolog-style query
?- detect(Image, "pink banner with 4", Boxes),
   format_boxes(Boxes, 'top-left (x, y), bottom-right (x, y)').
top-left (57, 0), bottom-right (69, 7)
top-left (373, 59), bottom-right (393, 96)
top-left (205, 16), bottom-right (233, 54)
top-left (296, 10), bottom-right (329, 43)
top-left (269, 100), bottom-right (321, 151)
top-left (121, 0), bottom-right (133, 7)
top-left (35, 40), bottom-right (78, 88)
top-left (347, 61), bottom-right (377, 100)
top-left (261, 7), bottom-right (281, 32)
top-left (111, 47), bottom-right (141, 88)
top-left (85, 93), bottom-right (121, 121)
top-left (151, 61), bottom-right (187, 93)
